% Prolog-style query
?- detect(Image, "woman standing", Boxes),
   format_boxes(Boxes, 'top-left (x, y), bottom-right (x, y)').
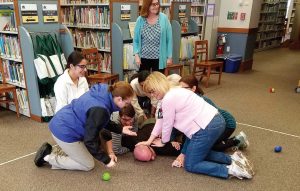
top-left (133, 0), bottom-right (173, 73)
top-left (137, 72), bottom-right (253, 180)
top-left (34, 82), bottom-right (136, 171)
top-left (54, 51), bottom-right (89, 113)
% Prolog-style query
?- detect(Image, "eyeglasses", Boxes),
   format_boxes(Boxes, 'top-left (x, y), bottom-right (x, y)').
top-left (151, 2), bottom-right (160, 7)
top-left (76, 65), bottom-right (87, 69)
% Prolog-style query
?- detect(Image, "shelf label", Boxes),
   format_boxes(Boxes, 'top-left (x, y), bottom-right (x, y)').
top-left (179, 5), bottom-right (186, 18)
top-left (42, 4), bottom-right (58, 23)
top-left (121, 5), bottom-right (131, 20)
top-left (20, 4), bottom-right (38, 23)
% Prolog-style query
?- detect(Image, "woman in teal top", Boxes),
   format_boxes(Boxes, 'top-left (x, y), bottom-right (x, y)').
top-left (133, 0), bottom-right (173, 73)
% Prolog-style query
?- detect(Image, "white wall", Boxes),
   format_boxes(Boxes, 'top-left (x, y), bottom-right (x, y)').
top-left (218, 0), bottom-right (254, 28)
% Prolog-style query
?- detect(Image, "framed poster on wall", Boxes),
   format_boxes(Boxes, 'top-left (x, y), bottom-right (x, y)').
top-left (206, 4), bottom-right (215, 17)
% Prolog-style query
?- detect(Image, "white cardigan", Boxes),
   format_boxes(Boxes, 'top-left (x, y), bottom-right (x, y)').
top-left (54, 69), bottom-right (89, 113)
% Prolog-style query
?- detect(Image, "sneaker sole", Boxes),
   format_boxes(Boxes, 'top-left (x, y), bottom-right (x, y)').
top-left (34, 142), bottom-right (52, 167)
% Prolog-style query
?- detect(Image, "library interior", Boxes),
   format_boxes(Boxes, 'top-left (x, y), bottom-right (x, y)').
top-left (0, 0), bottom-right (300, 190)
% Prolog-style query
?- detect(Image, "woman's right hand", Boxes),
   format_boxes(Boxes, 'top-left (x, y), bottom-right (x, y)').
top-left (135, 55), bottom-right (141, 66)
top-left (106, 160), bottom-right (116, 168)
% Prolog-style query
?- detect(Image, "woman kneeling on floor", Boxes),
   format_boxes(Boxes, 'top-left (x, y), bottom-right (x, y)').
top-left (136, 72), bottom-right (254, 179)
top-left (34, 82), bottom-right (137, 171)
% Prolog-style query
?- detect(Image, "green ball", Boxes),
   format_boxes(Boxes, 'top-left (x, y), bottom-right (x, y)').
top-left (102, 172), bottom-right (111, 181)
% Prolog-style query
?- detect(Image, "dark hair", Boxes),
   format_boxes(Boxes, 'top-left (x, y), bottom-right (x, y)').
top-left (140, 0), bottom-right (160, 17)
top-left (179, 75), bottom-right (205, 95)
top-left (66, 51), bottom-right (84, 69)
top-left (119, 104), bottom-right (135, 118)
top-left (108, 81), bottom-right (134, 99)
top-left (138, 70), bottom-right (150, 83)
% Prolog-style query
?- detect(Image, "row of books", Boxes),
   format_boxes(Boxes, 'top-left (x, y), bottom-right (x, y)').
top-left (0, 10), bottom-right (17, 32)
top-left (191, 17), bottom-right (203, 25)
top-left (0, 0), bottom-right (13, 3)
top-left (60, 0), bottom-right (109, 4)
top-left (0, 35), bottom-right (21, 59)
top-left (16, 88), bottom-right (29, 110)
top-left (70, 29), bottom-right (110, 50)
top-left (61, 7), bottom-right (110, 27)
top-left (1, 60), bottom-right (25, 87)
top-left (123, 44), bottom-right (138, 71)
top-left (191, 7), bottom-right (204, 15)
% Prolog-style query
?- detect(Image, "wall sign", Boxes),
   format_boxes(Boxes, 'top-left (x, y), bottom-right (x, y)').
top-left (179, 5), bottom-right (186, 18)
top-left (21, 4), bottom-right (38, 23)
top-left (240, 13), bottom-right (246, 21)
top-left (42, 4), bottom-right (58, 23)
top-left (206, 4), bottom-right (215, 17)
top-left (227, 11), bottom-right (238, 20)
top-left (120, 5), bottom-right (131, 20)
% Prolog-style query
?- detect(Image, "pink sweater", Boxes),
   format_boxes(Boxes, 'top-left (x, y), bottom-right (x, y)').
top-left (151, 87), bottom-right (218, 143)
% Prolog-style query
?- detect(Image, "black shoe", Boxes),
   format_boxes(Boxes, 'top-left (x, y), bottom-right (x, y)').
top-left (34, 142), bottom-right (52, 167)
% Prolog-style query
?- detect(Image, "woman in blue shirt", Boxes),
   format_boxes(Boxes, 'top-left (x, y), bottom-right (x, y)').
top-left (133, 0), bottom-right (173, 73)
top-left (34, 82), bottom-right (137, 171)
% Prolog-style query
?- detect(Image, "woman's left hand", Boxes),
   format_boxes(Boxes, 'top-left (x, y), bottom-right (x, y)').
top-left (167, 58), bottom-right (173, 66)
top-left (151, 138), bottom-right (165, 147)
top-left (122, 126), bottom-right (137, 136)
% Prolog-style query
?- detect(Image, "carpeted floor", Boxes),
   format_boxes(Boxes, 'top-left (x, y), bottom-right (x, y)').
top-left (0, 48), bottom-right (300, 191)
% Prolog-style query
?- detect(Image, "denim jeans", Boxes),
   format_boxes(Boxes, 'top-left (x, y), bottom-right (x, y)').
top-left (184, 113), bottom-right (232, 179)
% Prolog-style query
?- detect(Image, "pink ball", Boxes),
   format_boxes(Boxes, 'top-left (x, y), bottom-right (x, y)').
top-left (134, 145), bottom-right (154, 162)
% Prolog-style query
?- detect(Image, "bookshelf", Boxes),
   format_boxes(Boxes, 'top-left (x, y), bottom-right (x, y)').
top-left (111, 0), bottom-right (139, 81)
top-left (256, 0), bottom-right (288, 51)
top-left (60, 0), bottom-right (112, 73)
top-left (191, 0), bottom-right (206, 39)
top-left (170, 0), bottom-right (198, 64)
top-left (285, 0), bottom-right (297, 40)
top-left (0, 0), bottom-right (30, 117)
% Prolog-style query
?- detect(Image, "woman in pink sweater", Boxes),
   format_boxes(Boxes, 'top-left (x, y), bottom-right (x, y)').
top-left (136, 72), bottom-right (253, 179)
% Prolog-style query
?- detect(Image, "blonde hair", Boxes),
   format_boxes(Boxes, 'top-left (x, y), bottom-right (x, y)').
top-left (167, 74), bottom-right (181, 86)
top-left (108, 81), bottom-right (134, 99)
top-left (143, 72), bottom-right (170, 96)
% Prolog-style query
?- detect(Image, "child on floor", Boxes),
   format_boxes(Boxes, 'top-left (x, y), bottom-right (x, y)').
top-left (137, 72), bottom-right (254, 179)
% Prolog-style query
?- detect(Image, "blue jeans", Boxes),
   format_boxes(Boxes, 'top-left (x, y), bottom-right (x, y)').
top-left (184, 113), bottom-right (231, 179)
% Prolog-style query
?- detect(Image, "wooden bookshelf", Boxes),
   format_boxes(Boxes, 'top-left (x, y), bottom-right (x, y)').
top-left (191, 0), bottom-right (206, 39)
top-left (0, 0), bottom-right (30, 117)
top-left (60, 0), bottom-right (112, 73)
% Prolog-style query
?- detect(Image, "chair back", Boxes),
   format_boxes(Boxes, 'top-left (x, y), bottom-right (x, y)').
top-left (194, 40), bottom-right (209, 64)
top-left (81, 48), bottom-right (102, 74)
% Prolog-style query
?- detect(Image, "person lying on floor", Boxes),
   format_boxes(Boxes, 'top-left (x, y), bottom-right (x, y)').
top-left (172, 74), bottom-right (250, 168)
top-left (109, 103), bottom-right (182, 157)
top-left (34, 82), bottom-right (137, 171)
top-left (136, 72), bottom-right (254, 179)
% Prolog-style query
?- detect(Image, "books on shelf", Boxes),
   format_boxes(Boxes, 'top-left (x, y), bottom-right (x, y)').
top-left (0, 8), bottom-right (17, 32)
top-left (0, 0), bottom-right (13, 3)
top-left (61, 6), bottom-right (110, 27)
top-left (0, 34), bottom-right (21, 59)
top-left (60, 0), bottom-right (109, 4)
top-left (70, 29), bottom-right (110, 50)
top-left (2, 59), bottom-right (25, 88)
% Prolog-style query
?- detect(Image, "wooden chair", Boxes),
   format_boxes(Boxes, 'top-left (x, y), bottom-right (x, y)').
top-left (81, 48), bottom-right (119, 85)
top-left (164, 64), bottom-right (183, 76)
top-left (0, 84), bottom-right (20, 117)
top-left (193, 40), bottom-right (223, 88)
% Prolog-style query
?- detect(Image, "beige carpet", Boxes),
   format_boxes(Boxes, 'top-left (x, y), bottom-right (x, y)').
top-left (0, 48), bottom-right (300, 191)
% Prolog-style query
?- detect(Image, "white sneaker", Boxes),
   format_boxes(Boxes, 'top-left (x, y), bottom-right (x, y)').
top-left (228, 161), bottom-right (252, 179)
top-left (235, 131), bottom-right (249, 149)
top-left (231, 151), bottom-right (255, 176)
